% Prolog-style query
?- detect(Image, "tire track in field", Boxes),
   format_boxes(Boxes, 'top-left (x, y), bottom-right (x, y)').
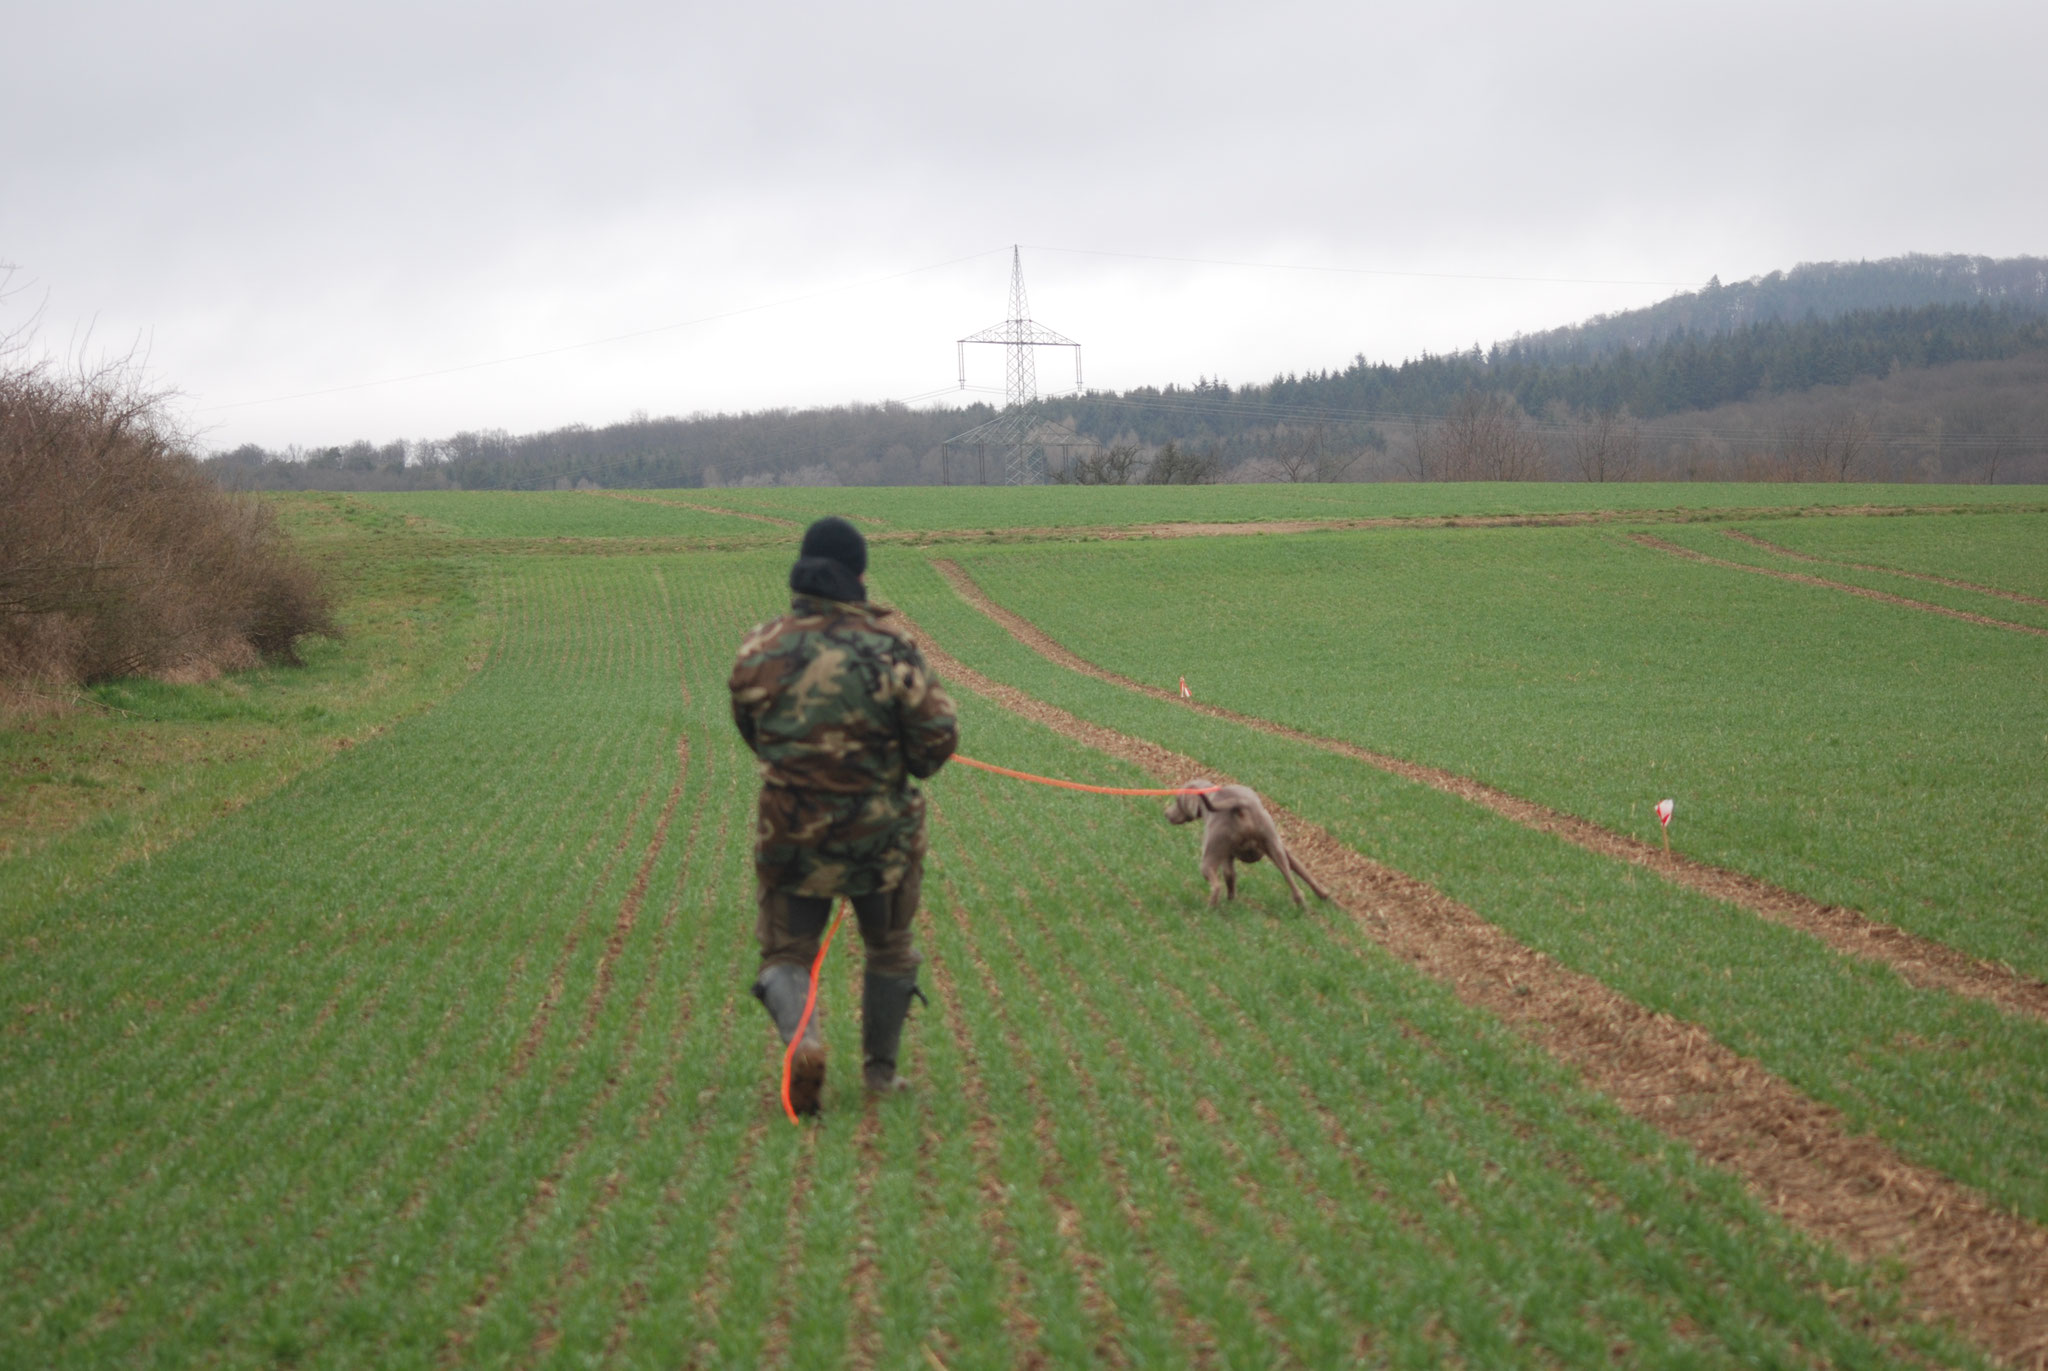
top-left (900, 612), bottom-right (2048, 1369)
top-left (1630, 532), bottom-right (2048, 637)
top-left (930, 557), bottom-right (2048, 1025)
top-left (1724, 528), bottom-right (2048, 609)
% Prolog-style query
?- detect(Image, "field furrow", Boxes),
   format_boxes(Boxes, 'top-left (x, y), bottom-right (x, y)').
top-left (9, 497), bottom-right (2040, 1369)
top-left (1723, 528), bottom-right (2048, 608)
top-left (1630, 533), bottom-right (2048, 636)
top-left (930, 556), bottom-right (2048, 1024)
top-left (908, 616), bottom-right (2048, 1366)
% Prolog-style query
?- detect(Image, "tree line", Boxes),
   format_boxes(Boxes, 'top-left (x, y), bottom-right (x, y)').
top-left (210, 300), bottom-right (2048, 492)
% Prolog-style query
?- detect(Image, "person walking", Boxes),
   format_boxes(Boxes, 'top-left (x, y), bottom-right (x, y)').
top-left (728, 516), bottom-right (958, 1115)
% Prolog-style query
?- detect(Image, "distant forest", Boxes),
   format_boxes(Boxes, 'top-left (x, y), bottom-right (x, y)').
top-left (211, 254), bottom-right (2048, 490)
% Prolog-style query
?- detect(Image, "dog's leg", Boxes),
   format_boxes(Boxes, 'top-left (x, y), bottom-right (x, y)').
top-left (1272, 839), bottom-right (1307, 907)
top-left (1287, 849), bottom-right (1333, 901)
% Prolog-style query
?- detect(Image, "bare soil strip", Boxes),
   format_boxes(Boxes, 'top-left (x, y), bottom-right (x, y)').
top-left (594, 491), bottom-right (802, 528)
top-left (1631, 533), bottom-right (2048, 638)
top-left (1724, 528), bottom-right (2048, 609)
top-left (867, 502), bottom-right (2040, 550)
top-left (900, 612), bottom-right (2048, 1368)
top-left (929, 559), bottom-right (2048, 1025)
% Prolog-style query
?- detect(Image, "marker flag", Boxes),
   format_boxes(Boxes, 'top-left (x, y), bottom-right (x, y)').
top-left (1655, 798), bottom-right (1674, 828)
top-left (1179, 676), bottom-right (1192, 700)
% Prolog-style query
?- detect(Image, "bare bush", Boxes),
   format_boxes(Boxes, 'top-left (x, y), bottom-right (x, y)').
top-left (1417, 391), bottom-right (1546, 481)
top-left (1053, 443), bottom-right (1143, 485)
top-left (0, 355), bottom-right (337, 687)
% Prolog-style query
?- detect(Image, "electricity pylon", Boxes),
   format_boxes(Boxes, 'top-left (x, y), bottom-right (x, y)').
top-left (948, 247), bottom-right (1082, 484)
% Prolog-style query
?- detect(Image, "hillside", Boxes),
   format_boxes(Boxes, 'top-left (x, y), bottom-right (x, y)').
top-left (1512, 253), bottom-right (2048, 357)
top-left (209, 255), bottom-right (2048, 489)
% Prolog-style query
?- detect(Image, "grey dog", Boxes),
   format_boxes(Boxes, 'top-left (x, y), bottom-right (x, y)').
top-left (1165, 779), bottom-right (1332, 907)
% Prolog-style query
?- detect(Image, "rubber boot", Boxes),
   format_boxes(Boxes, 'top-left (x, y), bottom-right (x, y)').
top-left (753, 963), bottom-right (826, 1116)
top-left (861, 972), bottom-right (924, 1093)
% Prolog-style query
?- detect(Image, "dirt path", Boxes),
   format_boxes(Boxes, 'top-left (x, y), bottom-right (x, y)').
top-left (897, 610), bottom-right (2048, 1369)
top-left (1724, 528), bottom-right (2048, 609)
top-left (1631, 533), bottom-right (2048, 638)
top-left (929, 559), bottom-right (2048, 1025)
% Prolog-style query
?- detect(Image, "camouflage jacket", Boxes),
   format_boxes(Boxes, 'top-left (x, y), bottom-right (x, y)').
top-left (729, 595), bottom-right (958, 896)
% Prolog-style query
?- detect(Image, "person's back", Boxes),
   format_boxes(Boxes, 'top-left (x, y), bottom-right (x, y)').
top-left (728, 517), bottom-right (957, 1114)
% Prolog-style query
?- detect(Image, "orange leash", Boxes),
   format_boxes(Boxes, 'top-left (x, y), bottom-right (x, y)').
top-left (951, 753), bottom-right (1220, 797)
top-left (779, 899), bottom-right (847, 1124)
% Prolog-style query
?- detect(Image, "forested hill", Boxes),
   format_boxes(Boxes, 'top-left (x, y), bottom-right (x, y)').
top-left (1510, 254), bottom-right (2048, 359)
top-left (1068, 300), bottom-right (2048, 449)
top-left (211, 260), bottom-right (2048, 490)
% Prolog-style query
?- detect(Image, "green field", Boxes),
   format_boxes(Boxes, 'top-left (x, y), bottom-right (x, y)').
top-left (350, 490), bottom-right (776, 540)
top-left (675, 480), bottom-right (2044, 532)
top-left (4, 484), bottom-right (2042, 1367)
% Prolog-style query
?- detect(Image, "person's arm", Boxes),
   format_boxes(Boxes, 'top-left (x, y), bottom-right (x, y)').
top-left (729, 648), bottom-right (766, 754)
top-left (894, 644), bottom-right (958, 779)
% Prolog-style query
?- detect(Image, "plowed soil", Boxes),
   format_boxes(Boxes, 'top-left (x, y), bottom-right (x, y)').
top-left (931, 558), bottom-right (2048, 1025)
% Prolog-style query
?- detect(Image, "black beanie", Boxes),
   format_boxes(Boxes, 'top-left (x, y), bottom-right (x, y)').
top-left (799, 516), bottom-right (867, 575)
top-left (789, 516), bottom-right (867, 602)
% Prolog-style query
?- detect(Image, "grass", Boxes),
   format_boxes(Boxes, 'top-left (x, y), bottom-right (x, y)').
top-left (353, 489), bottom-right (778, 539)
top-left (880, 549), bottom-right (2048, 1228)
top-left (0, 541), bottom-right (1992, 1368)
top-left (4, 486), bottom-right (2040, 1367)
top-left (0, 493), bottom-right (484, 926)
top-left (935, 521), bottom-right (2048, 978)
top-left (680, 479), bottom-right (2045, 531)
top-left (1724, 509), bottom-right (2048, 600)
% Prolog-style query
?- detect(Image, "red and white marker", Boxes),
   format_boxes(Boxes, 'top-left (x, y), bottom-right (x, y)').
top-left (1179, 676), bottom-right (1192, 700)
top-left (1655, 797), bottom-right (1674, 852)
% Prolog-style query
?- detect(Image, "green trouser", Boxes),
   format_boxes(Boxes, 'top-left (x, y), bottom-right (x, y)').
top-left (754, 857), bottom-right (925, 1085)
top-left (754, 855), bottom-right (923, 980)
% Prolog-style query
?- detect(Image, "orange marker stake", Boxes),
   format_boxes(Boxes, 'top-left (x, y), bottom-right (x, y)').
top-left (1655, 798), bottom-right (1674, 854)
top-left (1179, 676), bottom-right (1192, 700)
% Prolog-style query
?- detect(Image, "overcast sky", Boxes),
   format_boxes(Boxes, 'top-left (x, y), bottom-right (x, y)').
top-left (6, 0), bottom-right (2044, 450)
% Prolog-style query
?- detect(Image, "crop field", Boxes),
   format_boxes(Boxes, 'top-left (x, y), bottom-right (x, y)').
top-left (676, 481), bottom-right (2044, 533)
top-left (4, 485), bottom-right (2045, 1368)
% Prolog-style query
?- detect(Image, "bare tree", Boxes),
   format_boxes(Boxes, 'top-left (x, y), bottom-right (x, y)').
top-left (1566, 405), bottom-right (1644, 482)
top-left (1053, 443), bottom-right (1143, 485)
top-left (1424, 390), bottom-right (1545, 481)
top-left (1269, 425), bottom-right (1323, 482)
top-left (1143, 440), bottom-right (1221, 484)
top-left (1776, 410), bottom-right (1874, 481)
